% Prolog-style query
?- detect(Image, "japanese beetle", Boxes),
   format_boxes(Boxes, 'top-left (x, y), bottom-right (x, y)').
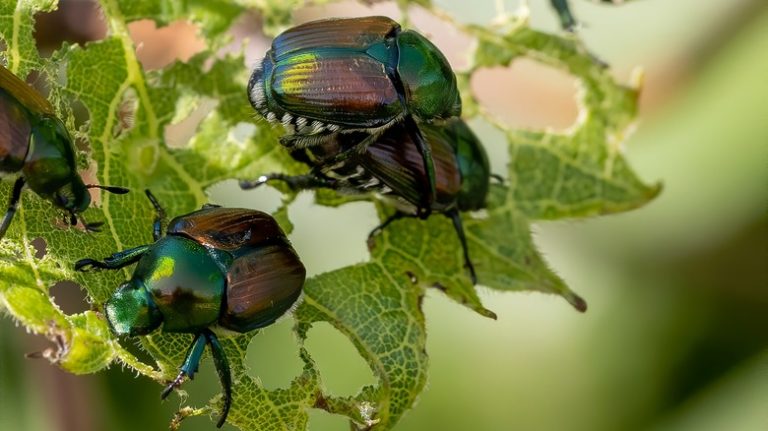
top-left (242, 117), bottom-right (490, 284)
top-left (75, 191), bottom-right (306, 427)
top-left (248, 16), bottom-right (462, 211)
top-left (0, 64), bottom-right (128, 239)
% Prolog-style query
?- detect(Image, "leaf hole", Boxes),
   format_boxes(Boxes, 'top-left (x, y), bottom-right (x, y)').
top-left (30, 237), bottom-right (46, 259)
top-left (128, 20), bottom-right (206, 70)
top-left (308, 408), bottom-right (350, 431)
top-left (244, 318), bottom-right (303, 390)
top-left (164, 97), bottom-right (218, 148)
top-left (49, 281), bottom-right (91, 315)
top-left (304, 322), bottom-right (376, 397)
top-left (218, 12), bottom-right (272, 67)
top-left (67, 99), bottom-right (91, 137)
top-left (288, 194), bottom-right (377, 276)
top-left (209, 179), bottom-right (283, 214)
top-left (471, 59), bottom-right (580, 131)
top-left (34, 0), bottom-right (106, 55)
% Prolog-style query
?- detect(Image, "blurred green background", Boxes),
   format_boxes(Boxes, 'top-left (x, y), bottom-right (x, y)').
top-left (1, 0), bottom-right (766, 430)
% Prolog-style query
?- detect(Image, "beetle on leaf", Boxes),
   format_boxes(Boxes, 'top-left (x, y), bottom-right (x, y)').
top-left (76, 191), bottom-right (306, 427)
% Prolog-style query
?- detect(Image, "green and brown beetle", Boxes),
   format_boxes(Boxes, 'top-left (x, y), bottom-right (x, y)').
top-left (76, 191), bottom-right (306, 427)
top-left (243, 117), bottom-right (490, 284)
top-left (0, 64), bottom-right (128, 239)
top-left (247, 16), bottom-right (462, 211)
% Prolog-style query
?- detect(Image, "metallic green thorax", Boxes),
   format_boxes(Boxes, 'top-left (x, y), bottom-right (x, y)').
top-left (396, 30), bottom-right (461, 121)
top-left (23, 115), bottom-right (90, 213)
top-left (103, 235), bottom-right (227, 336)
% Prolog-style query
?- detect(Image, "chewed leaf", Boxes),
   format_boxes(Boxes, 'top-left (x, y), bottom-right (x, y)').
top-left (295, 261), bottom-right (428, 430)
top-left (0, 1), bottom-right (657, 430)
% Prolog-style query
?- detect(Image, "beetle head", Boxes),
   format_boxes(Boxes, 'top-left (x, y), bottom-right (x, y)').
top-left (53, 177), bottom-right (91, 214)
top-left (105, 280), bottom-right (162, 336)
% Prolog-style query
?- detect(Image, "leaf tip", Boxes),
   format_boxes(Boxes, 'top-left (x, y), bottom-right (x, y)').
top-left (480, 307), bottom-right (498, 320)
top-left (567, 293), bottom-right (588, 313)
top-left (648, 181), bottom-right (664, 200)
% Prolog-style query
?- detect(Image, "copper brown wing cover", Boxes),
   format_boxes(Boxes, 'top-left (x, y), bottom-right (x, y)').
top-left (0, 90), bottom-right (32, 171)
top-left (271, 16), bottom-right (399, 60)
top-left (167, 207), bottom-right (287, 251)
top-left (219, 244), bottom-right (306, 332)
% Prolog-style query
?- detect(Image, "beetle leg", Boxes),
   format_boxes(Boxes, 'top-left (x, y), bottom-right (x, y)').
top-left (550, 0), bottom-right (578, 32)
top-left (240, 173), bottom-right (336, 191)
top-left (161, 332), bottom-right (207, 399)
top-left (403, 115), bottom-right (436, 214)
top-left (76, 212), bottom-right (104, 233)
top-left (144, 190), bottom-right (166, 241)
top-left (203, 329), bottom-right (232, 428)
top-left (0, 177), bottom-right (26, 239)
top-left (490, 173), bottom-right (505, 185)
top-left (367, 211), bottom-right (410, 248)
top-left (447, 210), bottom-right (477, 285)
top-left (279, 132), bottom-right (336, 149)
top-left (74, 244), bottom-right (150, 271)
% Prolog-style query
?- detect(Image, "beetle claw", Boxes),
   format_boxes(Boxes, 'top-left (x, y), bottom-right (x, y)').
top-left (239, 177), bottom-right (268, 190)
top-left (74, 259), bottom-right (97, 271)
top-left (85, 221), bottom-right (104, 232)
top-left (161, 371), bottom-right (188, 400)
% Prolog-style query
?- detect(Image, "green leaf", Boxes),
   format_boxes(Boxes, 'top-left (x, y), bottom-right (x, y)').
top-left (0, 1), bottom-right (656, 430)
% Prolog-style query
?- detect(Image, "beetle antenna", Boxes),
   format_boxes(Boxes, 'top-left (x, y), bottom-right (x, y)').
top-left (86, 184), bottom-right (130, 195)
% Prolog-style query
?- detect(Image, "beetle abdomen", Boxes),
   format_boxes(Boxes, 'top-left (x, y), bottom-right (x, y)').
top-left (220, 244), bottom-right (305, 333)
top-left (0, 90), bottom-right (32, 172)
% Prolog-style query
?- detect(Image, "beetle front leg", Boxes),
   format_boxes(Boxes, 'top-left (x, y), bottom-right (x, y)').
top-left (240, 172), bottom-right (337, 192)
top-left (550, 0), bottom-right (578, 31)
top-left (203, 329), bottom-right (232, 428)
top-left (74, 244), bottom-right (150, 271)
top-left (403, 115), bottom-right (436, 214)
top-left (161, 332), bottom-right (207, 400)
top-left (0, 177), bottom-right (26, 240)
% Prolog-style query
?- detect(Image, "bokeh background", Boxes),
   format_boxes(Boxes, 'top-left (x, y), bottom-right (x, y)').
top-left (1, 0), bottom-right (766, 430)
